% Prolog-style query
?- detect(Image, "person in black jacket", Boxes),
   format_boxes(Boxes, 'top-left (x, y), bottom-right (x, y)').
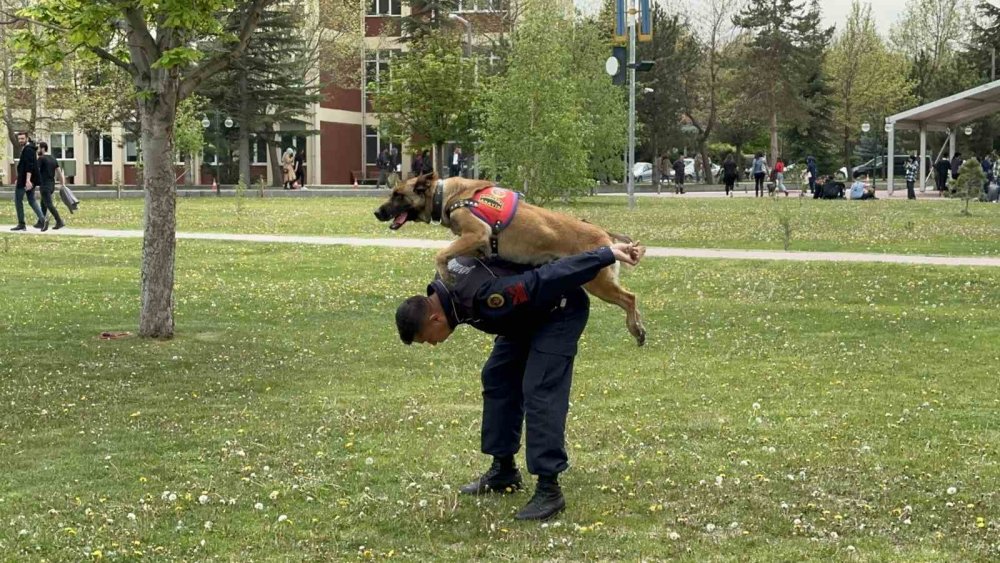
top-left (37, 142), bottom-right (66, 230)
top-left (395, 243), bottom-right (641, 521)
top-left (11, 132), bottom-right (45, 231)
top-left (935, 157), bottom-right (951, 191)
top-left (721, 154), bottom-right (738, 196)
top-left (672, 157), bottom-right (686, 194)
top-left (420, 149), bottom-right (434, 175)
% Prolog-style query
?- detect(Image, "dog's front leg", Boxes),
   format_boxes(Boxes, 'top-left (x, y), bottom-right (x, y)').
top-left (436, 234), bottom-right (490, 285)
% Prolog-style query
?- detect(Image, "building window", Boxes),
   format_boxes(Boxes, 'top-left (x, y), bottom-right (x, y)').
top-left (365, 49), bottom-right (398, 86)
top-left (456, 0), bottom-right (501, 12)
top-left (88, 134), bottom-right (113, 163)
top-left (365, 126), bottom-right (399, 166)
top-left (280, 134), bottom-right (307, 160)
top-left (49, 132), bottom-right (74, 160)
top-left (251, 136), bottom-right (268, 165)
top-left (367, 0), bottom-right (401, 16)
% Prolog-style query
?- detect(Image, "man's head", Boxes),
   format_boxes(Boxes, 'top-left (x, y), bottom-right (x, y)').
top-left (38, 141), bottom-right (48, 155)
top-left (17, 132), bottom-right (29, 146)
top-left (396, 293), bottom-right (453, 346)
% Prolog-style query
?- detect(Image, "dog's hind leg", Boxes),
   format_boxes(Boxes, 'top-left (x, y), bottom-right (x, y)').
top-left (584, 267), bottom-right (646, 346)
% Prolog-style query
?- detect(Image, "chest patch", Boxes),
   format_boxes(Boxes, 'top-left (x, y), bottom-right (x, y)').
top-left (469, 187), bottom-right (519, 232)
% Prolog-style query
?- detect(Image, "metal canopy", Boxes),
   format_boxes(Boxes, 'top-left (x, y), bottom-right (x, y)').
top-left (884, 80), bottom-right (1000, 193)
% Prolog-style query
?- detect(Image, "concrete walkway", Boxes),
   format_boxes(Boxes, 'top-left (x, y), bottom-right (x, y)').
top-left (4, 226), bottom-right (1000, 268)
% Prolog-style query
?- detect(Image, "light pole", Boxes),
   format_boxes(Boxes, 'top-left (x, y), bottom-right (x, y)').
top-left (449, 12), bottom-right (476, 177)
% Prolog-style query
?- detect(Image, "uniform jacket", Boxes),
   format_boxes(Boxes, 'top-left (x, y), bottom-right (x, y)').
top-left (428, 247), bottom-right (616, 355)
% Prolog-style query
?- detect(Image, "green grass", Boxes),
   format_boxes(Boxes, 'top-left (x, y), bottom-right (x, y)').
top-left (1, 236), bottom-right (998, 560)
top-left (23, 195), bottom-right (1000, 257)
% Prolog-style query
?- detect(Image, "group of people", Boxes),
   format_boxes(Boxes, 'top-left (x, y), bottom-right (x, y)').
top-left (403, 147), bottom-right (466, 186)
top-left (281, 148), bottom-right (306, 190)
top-left (9, 132), bottom-right (67, 231)
top-left (718, 153), bottom-right (798, 197)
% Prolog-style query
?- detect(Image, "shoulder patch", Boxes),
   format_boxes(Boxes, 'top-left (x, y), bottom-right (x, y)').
top-left (487, 293), bottom-right (506, 308)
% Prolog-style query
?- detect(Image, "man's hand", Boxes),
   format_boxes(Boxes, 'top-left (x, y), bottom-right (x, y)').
top-left (26, 180), bottom-right (34, 191)
top-left (610, 242), bottom-right (642, 266)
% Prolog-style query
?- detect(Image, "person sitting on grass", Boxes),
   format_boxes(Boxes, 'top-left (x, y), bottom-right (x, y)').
top-left (849, 174), bottom-right (877, 200)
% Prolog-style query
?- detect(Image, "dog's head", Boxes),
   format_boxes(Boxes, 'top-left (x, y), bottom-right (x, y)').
top-left (374, 171), bottom-right (438, 230)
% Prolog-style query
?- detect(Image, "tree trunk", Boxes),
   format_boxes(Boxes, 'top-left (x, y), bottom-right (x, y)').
top-left (267, 125), bottom-right (282, 187)
top-left (699, 145), bottom-right (712, 185)
top-left (238, 75), bottom-right (251, 185)
top-left (138, 96), bottom-right (179, 338)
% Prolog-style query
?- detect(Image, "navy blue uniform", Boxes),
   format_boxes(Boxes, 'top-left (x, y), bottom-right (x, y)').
top-left (428, 247), bottom-right (616, 476)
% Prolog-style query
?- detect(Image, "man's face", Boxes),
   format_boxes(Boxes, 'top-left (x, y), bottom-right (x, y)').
top-left (413, 316), bottom-right (453, 346)
top-left (38, 145), bottom-right (45, 156)
top-left (17, 134), bottom-right (26, 147)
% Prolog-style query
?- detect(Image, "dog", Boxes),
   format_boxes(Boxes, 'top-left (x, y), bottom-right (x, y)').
top-left (374, 172), bottom-right (647, 346)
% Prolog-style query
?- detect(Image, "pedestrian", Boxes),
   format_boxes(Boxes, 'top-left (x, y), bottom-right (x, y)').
top-left (395, 242), bottom-right (642, 520)
top-left (672, 156), bottom-right (685, 194)
top-left (376, 148), bottom-right (391, 188)
top-left (420, 149), bottom-right (433, 175)
top-left (282, 148), bottom-right (296, 189)
top-left (751, 152), bottom-right (768, 197)
top-left (389, 146), bottom-right (400, 184)
top-left (411, 151), bottom-right (423, 179)
top-left (294, 148), bottom-right (306, 189)
top-left (722, 154), bottom-right (738, 197)
top-left (807, 155), bottom-right (819, 199)
top-left (934, 156), bottom-right (951, 192)
top-left (773, 157), bottom-right (788, 196)
top-left (36, 141), bottom-right (66, 230)
top-left (904, 154), bottom-right (919, 200)
top-left (450, 146), bottom-right (463, 178)
top-left (950, 152), bottom-right (963, 181)
top-left (10, 132), bottom-right (45, 231)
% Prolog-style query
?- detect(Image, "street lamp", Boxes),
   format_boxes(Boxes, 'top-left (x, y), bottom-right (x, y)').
top-left (202, 112), bottom-right (233, 193)
top-left (861, 122), bottom-right (871, 133)
top-left (964, 125), bottom-right (973, 136)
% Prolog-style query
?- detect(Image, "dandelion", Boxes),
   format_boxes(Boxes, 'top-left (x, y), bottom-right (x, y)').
top-left (847, 545), bottom-right (856, 552)
top-left (254, 502), bottom-right (264, 511)
top-left (127, 513), bottom-right (136, 521)
top-left (752, 402), bottom-right (761, 410)
top-left (419, 499), bottom-right (428, 508)
top-left (204, 521), bottom-right (213, 530)
top-left (705, 523), bottom-right (716, 532)
top-left (365, 457), bottom-right (374, 466)
top-left (198, 495), bottom-right (209, 505)
top-left (168, 493), bottom-right (177, 502)
top-left (947, 486), bottom-right (957, 495)
top-left (277, 514), bottom-right (288, 523)
top-left (269, 490), bottom-right (279, 500)
top-left (668, 531), bottom-right (680, 540)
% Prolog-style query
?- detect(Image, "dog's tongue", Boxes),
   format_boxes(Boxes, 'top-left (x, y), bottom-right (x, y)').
top-left (390, 211), bottom-right (408, 230)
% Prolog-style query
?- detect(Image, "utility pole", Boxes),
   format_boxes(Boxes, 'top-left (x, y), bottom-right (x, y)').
top-left (626, 0), bottom-right (637, 211)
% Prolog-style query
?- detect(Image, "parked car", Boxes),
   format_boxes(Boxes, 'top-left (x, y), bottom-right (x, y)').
top-left (683, 158), bottom-right (721, 181)
top-left (633, 162), bottom-right (653, 183)
top-left (838, 155), bottom-right (932, 179)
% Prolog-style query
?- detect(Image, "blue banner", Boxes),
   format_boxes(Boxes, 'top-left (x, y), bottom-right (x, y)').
top-left (614, 0), bottom-right (627, 44)
top-left (639, 0), bottom-right (652, 42)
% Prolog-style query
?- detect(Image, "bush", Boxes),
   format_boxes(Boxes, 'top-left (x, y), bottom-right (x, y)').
top-left (953, 158), bottom-right (986, 215)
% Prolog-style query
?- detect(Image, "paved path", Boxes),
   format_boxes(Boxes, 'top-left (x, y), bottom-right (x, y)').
top-left (5, 226), bottom-right (1000, 268)
top-left (598, 189), bottom-right (944, 199)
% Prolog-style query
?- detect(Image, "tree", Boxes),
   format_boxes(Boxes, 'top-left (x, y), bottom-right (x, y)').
top-left (369, 33), bottom-right (478, 173)
top-left (953, 157), bottom-right (986, 214)
top-left (733, 0), bottom-right (832, 166)
top-left (402, 0), bottom-right (458, 41)
top-left (891, 0), bottom-right (975, 102)
top-left (572, 18), bottom-right (627, 188)
top-left (480, 5), bottom-right (588, 203)
top-left (679, 0), bottom-right (737, 183)
top-left (715, 37), bottom-right (766, 171)
top-left (9, 0), bottom-right (272, 338)
top-left (201, 2), bottom-right (324, 186)
top-left (783, 57), bottom-right (838, 173)
top-left (633, 5), bottom-right (691, 187)
top-left (826, 1), bottom-right (914, 172)
top-left (0, 0), bottom-right (38, 158)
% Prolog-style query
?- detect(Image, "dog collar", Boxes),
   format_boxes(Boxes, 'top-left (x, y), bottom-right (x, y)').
top-left (431, 180), bottom-right (445, 224)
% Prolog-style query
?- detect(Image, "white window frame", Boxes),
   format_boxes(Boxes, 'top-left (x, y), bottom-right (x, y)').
top-left (366, 0), bottom-right (401, 16)
top-left (365, 49), bottom-right (398, 87)
top-left (365, 126), bottom-right (399, 166)
top-left (456, 0), bottom-right (501, 12)
top-left (90, 133), bottom-right (113, 163)
top-left (49, 132), bottom-right (75, 161)
top-left (251, 136), bottom-right (268, 165)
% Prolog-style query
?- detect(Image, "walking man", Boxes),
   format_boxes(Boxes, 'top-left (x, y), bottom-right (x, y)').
top-left (37, 142), bottom-right (66, 230)
top-left (450, 146), bottom-right (463, 178)
top-left (376, 148), bottom-right (391, 188)
top-left (395, 243), bottom-right (642, 520)
top-left (11, 132), bottom-right (45, 231)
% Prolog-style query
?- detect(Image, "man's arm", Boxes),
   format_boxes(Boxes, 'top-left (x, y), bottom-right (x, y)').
top-left (480, 244), bottom-right (638, 309)
top-left (23, 147), bottom-right (37, 188)
top-left (57, 163), bottom-right (67, 186)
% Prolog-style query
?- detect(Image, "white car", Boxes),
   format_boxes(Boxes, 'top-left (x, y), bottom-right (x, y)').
top-left (634, 160), bottom-right (721, 183)
top-left (683, 158), bottom-right (721, 181)
top-left (633, 162), bottom-right (653, 183)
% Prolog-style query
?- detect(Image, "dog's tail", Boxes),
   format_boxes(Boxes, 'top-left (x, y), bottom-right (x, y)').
top-left (605, 230), bottom-right (633, 244)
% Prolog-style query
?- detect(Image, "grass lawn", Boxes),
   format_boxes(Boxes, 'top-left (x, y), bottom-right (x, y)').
top-left (15, 194), bottom-right (1000, 256)
top-left (0, 236), bottom-right (998, 560)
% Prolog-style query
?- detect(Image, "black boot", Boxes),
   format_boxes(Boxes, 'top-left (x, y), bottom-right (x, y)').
top-left (10, 224), bottom-right (26, 231)
top-left (459, 457), bottom-right (522, 495)
top-left (514, 475), bottom-right (565, 521)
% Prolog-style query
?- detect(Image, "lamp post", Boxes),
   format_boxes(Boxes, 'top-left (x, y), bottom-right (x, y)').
top-left (449, 12), bottom-right (476, 178)
top-left (202, 111), bottom-right (233, 194)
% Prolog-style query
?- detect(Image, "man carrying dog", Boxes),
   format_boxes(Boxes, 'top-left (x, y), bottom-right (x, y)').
top-left (395, 242), bottom-right (641, 520)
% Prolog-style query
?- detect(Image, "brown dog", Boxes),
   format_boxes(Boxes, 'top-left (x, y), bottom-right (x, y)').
top-left (375, 172), bottom-right (647, 345)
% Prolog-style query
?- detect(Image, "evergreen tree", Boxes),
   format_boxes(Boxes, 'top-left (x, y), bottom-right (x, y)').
top-left (402, 0), bottom-right (460, 41)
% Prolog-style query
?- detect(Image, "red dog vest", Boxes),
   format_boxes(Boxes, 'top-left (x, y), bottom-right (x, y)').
top-left (445, 186), bottom-right (520, 256)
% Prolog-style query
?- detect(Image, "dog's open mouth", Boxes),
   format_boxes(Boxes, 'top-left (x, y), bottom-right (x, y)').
top-left (389, 211), bottom-right (408, 230)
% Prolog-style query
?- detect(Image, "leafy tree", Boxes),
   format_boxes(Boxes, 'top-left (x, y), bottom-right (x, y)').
top-left (369, 33), bottom-right (478, 172)
top-left (715, 38), bottom-right (766, 170)
top-left (953, 157), bottom-right (986, 214)
top-left (572, 18), bottom-right (627, 187)
top-left (480, 4), bottom-right (588, 204)
top-left (9, 0), bottom-right (272, 338)
top-left (733, 0), bottom-right (832, 166)
top-left (402, 0), bottom-right (459, 41)
top-left (0, 0), bottom-right (38, 157)
top-left (825, 1), bottom-right (914, 171)
top-left (891, 0), bottom-right (975, 102)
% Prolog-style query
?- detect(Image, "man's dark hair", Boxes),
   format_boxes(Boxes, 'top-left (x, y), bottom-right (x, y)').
top-left (38, 141), bottom-right (48, 151)
top-left (396, 296), bottom-right (429, 345)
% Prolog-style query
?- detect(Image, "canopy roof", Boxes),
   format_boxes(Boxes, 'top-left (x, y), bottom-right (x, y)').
top-left (887, 79), bottom-right (1000, 131)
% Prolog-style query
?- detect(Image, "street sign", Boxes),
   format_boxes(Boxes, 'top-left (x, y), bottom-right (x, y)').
top-left (638, 0), bottom-right (652, 42)
top-left (605, 56), bottom-right (620, 77)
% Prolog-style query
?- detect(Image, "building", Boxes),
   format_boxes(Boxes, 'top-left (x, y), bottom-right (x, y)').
top-left (1, 1), bottom-right (573, 187)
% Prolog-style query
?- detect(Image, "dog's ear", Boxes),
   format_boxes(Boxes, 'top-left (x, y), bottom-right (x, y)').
top-left (414, 171), bottom-right (436, 194)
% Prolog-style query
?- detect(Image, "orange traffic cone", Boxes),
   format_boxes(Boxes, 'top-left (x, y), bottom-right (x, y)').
top-left (212, 178), bottom-right (218, 192)
top-left (353, 177), bottom-right (359, 189)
